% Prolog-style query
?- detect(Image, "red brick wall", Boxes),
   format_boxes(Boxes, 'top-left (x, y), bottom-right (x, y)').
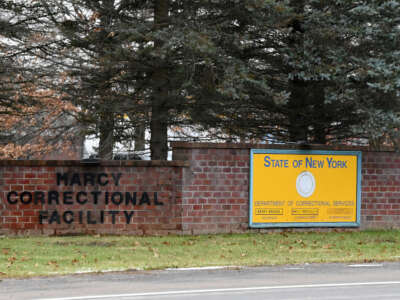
top-left (176, 147), bottom-right (250, 234)
top-left (1, 143), bottom-right (400, 236)
top-left (173, 143), bottom-right (400, 232)
top-left (361, 151), bottom-right (400, 229)
top-left (0, 161), bottom-right (187, 235)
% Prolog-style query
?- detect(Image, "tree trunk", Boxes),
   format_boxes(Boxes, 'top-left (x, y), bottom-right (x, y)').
top-left (287, 78), bottom-right (309, 143)
top-left (134, 123), bottom-right (146, 152)
top-left (98, 0), bottom-right (116, 160)
top-left (126, 111), bottom-right (146, 152)
top-left (286, 0), bottom-right (329, 144)
top-left (287, 0), bottom-right (305, 142)
top-left (150, 0), bottom-right (169, 160)
top-left (150, 105), bottom-right (168, 160)
top-left (309, 82), bottom-right (327, 144)
top-left (98, 112), bottom-right (114, 160)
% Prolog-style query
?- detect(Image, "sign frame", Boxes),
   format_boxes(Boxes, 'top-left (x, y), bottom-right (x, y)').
top-left (249, 149), bottom-right (362, 228)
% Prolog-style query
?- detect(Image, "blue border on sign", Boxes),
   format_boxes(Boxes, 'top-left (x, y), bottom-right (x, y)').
top-left (249, 149), bottom-right (362, 228)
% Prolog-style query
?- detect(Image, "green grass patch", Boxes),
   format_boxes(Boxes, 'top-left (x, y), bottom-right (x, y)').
top-left (1, 230), bottom-right (400, 278)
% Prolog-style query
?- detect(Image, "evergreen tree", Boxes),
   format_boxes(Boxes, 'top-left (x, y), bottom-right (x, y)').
top-left (28, 0), bottom-right (285, 159)
top-left (3, 0), bottom-right (400, 159)
top-left (281, 0), bottom-right (400, 145)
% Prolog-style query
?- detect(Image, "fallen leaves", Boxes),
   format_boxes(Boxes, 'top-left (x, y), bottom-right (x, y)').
top-left (7, 256), bottom-right (17, 264)
top-left (182, 240), bottom-right (195, 246)
top-left (2, 248), bottom-right (10, 255)
top-left (322, 244), bottom-right (334, 249)
top-left (47, 260), bottom-right (60, 269)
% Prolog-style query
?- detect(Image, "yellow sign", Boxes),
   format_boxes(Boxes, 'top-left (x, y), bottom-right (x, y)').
top-left (250, 150), bottom-right (361, 227)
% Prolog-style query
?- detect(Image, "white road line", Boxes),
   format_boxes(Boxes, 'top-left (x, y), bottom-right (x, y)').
top-left (348, 264), bottom-right (383, 268)
top-left (34, 281), bottom-right (400, 300)
top-left (165, 266), bottom-right (238, 271)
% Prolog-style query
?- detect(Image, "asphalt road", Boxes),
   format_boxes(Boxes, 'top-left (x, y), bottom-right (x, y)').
top-left (1, 262), bottom-right (400, 300)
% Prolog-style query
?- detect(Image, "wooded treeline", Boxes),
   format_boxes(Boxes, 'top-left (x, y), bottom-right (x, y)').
top-left (1, 0), bottom-right (400, 159)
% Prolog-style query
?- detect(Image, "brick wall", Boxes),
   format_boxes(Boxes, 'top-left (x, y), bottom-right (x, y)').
top-left (361, 151), bottom-right (400, 229)
top-left (175, 147), bottom-right (250, 234)
top-left (1, 143), bottom-right (400, 236)
top-left (173, 143), bottom-right (400, 232)
top-left (0, 161), bottom-right (188, 235)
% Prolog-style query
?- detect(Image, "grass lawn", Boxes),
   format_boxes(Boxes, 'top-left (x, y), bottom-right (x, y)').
top-left (1, 230), bottom-right (400, 278)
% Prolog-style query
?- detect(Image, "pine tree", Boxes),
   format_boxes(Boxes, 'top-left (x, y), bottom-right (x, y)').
top-left (4, 0), bottom-right (400, 159)
top-left (281, 0), bottom-right (400, 145)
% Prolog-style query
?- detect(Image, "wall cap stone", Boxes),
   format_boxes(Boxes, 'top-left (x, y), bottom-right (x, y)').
top-left (171, 142), bottom-right (395, 152)
top-left (0, 160), bottom-right (190, 167)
